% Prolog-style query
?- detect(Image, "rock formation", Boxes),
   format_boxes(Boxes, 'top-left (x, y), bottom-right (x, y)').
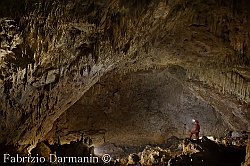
top-left (0, 0), bottom-right (250, 165)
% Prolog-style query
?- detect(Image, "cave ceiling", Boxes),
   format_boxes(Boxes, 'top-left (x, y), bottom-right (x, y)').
top-left (0, 0), bottom-right (250, 151)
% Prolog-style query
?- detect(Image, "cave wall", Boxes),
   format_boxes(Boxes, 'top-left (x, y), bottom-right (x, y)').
top-left (0, 0), bottom-right (166, 148)
top-left (245, 137), bottom-right (250, 166)
top-left (0, 1), bottom-right (249, 164)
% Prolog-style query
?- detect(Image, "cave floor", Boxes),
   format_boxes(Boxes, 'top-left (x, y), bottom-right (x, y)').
top-left (100, 136), bottom-right (246, 166)
top-left (0, 136), bottom-right (246, 166)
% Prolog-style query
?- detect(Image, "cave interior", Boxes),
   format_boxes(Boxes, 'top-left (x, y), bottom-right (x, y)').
top-left (0, 0), bottom-right (250, 165)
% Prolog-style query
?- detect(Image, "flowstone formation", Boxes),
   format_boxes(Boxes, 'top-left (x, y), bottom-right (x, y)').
top-left (0, 0), bottom-right (250, 165)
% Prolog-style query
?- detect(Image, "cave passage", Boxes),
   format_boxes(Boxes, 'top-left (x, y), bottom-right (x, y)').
top-left (0, 0), bottom-right (250, 165)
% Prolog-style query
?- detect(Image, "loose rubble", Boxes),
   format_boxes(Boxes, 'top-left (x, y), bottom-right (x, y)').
top-left (110, 135), bottom-right (247, 166)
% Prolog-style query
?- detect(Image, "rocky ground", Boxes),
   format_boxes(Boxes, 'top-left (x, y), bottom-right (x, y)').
top-left (2, 134), bottom-right (246, 166)
top-left (102, 136), bottom-right (247, 166)
top-left (1, 0), bottom-right (250, 165)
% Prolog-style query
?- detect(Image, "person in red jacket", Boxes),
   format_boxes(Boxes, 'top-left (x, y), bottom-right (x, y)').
top-left (189, 119), bottom-right (200, 140)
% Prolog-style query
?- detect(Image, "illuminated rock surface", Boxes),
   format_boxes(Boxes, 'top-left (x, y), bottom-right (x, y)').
top-left (0, 0), bottom-right (250, 165)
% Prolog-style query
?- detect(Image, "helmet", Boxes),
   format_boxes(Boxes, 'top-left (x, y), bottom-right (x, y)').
top-left (192, 119), bottom-right (199, 124)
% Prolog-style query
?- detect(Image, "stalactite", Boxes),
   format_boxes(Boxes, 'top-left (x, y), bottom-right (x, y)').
top-left (244, 85), bottom-right (248, 101)
top-left (236, 74), bottom-right (240, 93)
top-left (240, 77), bottom-right (244, 96)
top-left (246, 86), bottom-right (250, 101)
top-left (242, 85), bottom-right (246, 100)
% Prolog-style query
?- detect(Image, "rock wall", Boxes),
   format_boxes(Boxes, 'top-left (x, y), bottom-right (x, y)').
top-left (244, 137), bottom-right (250, 166)
top-left (0, 1), bottom-right (250, 163)
top-left (0, 0), bottom-right (166, 148)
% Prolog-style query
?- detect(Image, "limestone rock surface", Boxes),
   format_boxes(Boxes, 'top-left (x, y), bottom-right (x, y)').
top-left (0, 0), bottom-right (250, 164)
